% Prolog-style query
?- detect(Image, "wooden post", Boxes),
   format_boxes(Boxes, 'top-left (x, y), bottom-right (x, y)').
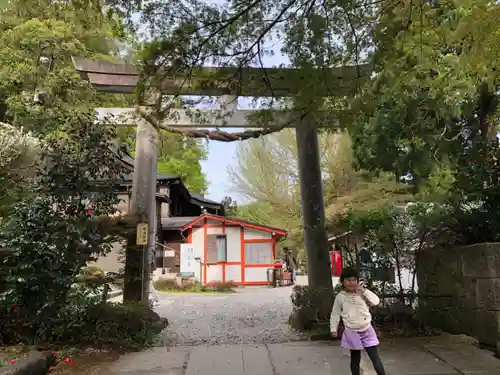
top-left (295, 113), bottom-right (333, 315)
top-left (123, 116), bottom-right (159, 303)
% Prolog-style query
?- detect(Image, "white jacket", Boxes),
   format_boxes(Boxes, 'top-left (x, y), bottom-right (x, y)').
top-left (329, 289), bottom-right (380, 332)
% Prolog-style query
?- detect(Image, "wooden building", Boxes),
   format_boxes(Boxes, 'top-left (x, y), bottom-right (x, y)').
top-left (159, 214), bottom-right (286, 285)
top-left (91, 152), bottom-right (287, 286)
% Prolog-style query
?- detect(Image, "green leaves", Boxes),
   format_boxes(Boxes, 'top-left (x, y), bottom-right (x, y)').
top-left (351, 1), bottom-right (500, 192)
top-left (0, 123), bottom-right (40, 217)
top-left (117, 126), bottom-right (209, 194)
top-left (0, 0), bottom-right (128, 131)
top-left (0, 111), bottom-right (127, 340)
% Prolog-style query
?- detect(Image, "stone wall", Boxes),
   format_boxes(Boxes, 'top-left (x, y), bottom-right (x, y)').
top-left (416, 243), bottom-right (500, 345)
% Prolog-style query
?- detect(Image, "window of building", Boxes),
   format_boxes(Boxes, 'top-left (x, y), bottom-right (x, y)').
top-left (155, 243), bottom-right (180, 271)
top-left (244, 242), bottom-right (272, 265)
top-left (215, 235), bottom-right (227, 262)
top-left (206, 234), bottom-right (227, 264)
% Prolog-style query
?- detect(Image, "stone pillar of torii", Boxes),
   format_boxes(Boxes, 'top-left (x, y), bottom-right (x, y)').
top-left (72, 57), bottom-right (369, 303)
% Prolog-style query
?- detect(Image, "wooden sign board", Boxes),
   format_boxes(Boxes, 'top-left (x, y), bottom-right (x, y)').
top-left (136, 223), bottom-right (148, 245)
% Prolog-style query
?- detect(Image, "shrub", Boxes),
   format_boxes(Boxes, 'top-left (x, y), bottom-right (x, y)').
top-left (81, 266), bottom-right (105, 277)
top-left (154, 278), bottom-right (236, 293)
top-left (154, 278), bottom-right (180, 291)
top-left (206, 280), bottom-right (236, 292)
top-left (78, 302), bottom-right (167, 349)
top-left (0, 122), bottom-right (41, 218)
top-left (290, 284), bottom-right (341, 331)
top-left (371, 304), bottom-right (438, 337)
top-left (1, 302), bottom-right (165, 349)
top-left (1, 285), bottom-right (167, 349)
top-left (0, 113), bottom-right (126, 343)
top-left (182, 281), bottom-right (206, 292)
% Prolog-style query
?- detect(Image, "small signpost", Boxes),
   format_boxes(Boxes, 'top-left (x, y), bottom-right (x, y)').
top-left (136, 223), bottom-right (148, 245)
top-left (180, 243), bottom-right (196, 278)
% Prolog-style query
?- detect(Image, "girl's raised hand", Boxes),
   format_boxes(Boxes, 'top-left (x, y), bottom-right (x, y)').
top-left (357, 281), bottom-right (366, 293)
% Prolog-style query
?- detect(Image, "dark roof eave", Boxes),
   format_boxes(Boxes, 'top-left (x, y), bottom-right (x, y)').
top-left (120, 176), bottom-right (181, 187)
top-left (189, 194), bottom-right (223, 208)
top-left (161, 216), bottom-right (200, 230)
top-left (156, 193), bottom-right (171, 203)
top-left (189, 198), bottom-right (222, 209)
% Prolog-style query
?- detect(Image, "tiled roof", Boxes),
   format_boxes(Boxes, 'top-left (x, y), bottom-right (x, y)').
top-left (190, 194), bottom-right (221, 206)
top-left (122, 173), bottom-right (179, 184)
top-left (161, 216), bottom-right (199, 230)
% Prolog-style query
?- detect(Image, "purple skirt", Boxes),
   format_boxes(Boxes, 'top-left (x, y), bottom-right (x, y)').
top-left (341, 325), bottom-right (379, 350)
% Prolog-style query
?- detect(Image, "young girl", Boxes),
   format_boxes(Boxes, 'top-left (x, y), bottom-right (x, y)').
top-left (330, 267), bottom-right (386, 375)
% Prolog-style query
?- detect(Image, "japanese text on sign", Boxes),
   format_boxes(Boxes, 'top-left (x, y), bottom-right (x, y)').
top-left (136, 223), bottom-right (148, 245)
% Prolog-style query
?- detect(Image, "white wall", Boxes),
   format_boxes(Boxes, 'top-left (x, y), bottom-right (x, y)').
top-left (191, 227), bottom-right (204, 282)
top-left (158, 186), bottom-right (170, 218)
top-left (195, 226), bottom-right (242, 283)
top-left (205, 226), bottom-right (223, 281)
top-left (226, 264), bottom-right (241, 283)
top-left (244, 228), bottom-right (272, 240)
top-left (395, 267), bottom-right (418, 292)
top-left (117, 193), bottom-right (130, 214)
top-left (89, 241), bottom-right (124, 273)
top-left (245, 267), bottom-right (268, 282)
top-left (226, 226), bottom-right (241, 262)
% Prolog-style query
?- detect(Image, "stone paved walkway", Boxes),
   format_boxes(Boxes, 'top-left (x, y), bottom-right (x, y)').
top-left (98, 337), bottom-right (498, 375)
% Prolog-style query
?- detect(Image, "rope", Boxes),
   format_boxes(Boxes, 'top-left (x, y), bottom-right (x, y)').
top-left (135, 106), bottom-right (286, 142)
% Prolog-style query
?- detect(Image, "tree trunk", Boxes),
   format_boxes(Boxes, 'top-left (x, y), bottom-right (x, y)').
top-left (123, 117), bottom-right (158, 303)
top-left (295, 115), bottom-right (334, 317)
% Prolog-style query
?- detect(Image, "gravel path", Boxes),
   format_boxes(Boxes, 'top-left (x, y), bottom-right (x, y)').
top-left (154, 286), bottom-right (305, 346)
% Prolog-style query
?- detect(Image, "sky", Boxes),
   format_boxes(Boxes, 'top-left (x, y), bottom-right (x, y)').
top-left (200, 55), bottom-right (288, 204)
top-left (200, 131), bottom-right (241, 202)
top-left (200, 44), bottom-right (289, 202)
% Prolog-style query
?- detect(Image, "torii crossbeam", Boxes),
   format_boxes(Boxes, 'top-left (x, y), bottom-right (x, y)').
top-left (73, 56), bottom-right (370, 304)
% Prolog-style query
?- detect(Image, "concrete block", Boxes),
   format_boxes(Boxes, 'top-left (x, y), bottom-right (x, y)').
top-left (267, 342), bottom-right (350, 375)
top-left (473, 310), bottom-right (500, 346)
top-left (476, 278), bottom-right (500, 310)
top-left (423, 342), bottom-right (500, 374)
top-left (107, 347), bottom-right (190, 374)
top-left (186, 345), bottom-right (272, 375)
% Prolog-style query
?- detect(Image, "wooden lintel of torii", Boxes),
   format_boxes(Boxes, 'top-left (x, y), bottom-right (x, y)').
top-left (72, 57), bottom-right (371, 97)
top-left (95, 107), bottom-right (350, 128)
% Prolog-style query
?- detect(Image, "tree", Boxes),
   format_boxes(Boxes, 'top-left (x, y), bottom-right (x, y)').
top-left (118, 127), bottom-right (209, 194)
top-left (0, 0), bottom-right (129, 132)
top-left (351, 1), bottom-right (500, 190)
top-left (0, 111), bottom-right (125, 341)
top-left (0, 0), bottom-right (142, 303)
top-left (221, 196), bottom-right (238, 217)
top-left (229, 129), bottom-right (411, 264)
top-left (106, 0), bottom-right (484, 310)
top-left (157, 133), bottom-right (208, 194)
top-left (0, 123), bottom-right (40, 217)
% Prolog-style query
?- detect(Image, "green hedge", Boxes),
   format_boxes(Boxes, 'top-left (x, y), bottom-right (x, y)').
top-left (1, 301), bottom-right (168, 350)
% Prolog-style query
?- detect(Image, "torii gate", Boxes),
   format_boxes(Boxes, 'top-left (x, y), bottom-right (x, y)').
top-left (73, 57), bottom-right (370, 303)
